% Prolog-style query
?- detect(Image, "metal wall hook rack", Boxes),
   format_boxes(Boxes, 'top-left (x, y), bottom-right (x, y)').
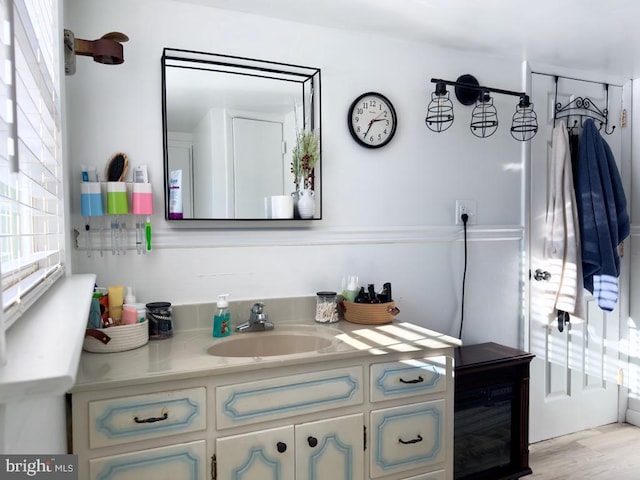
top-left (553, 76), bottom-right (615, 135)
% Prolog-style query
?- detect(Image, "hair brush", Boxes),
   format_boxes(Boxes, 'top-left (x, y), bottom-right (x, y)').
top-left (106, 152), bottom-right (129, 181)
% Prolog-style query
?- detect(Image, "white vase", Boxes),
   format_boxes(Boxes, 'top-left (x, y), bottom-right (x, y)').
top-left (297, 189), bottom-right (315, 219)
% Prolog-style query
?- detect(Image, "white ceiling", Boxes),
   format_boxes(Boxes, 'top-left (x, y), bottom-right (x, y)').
top-left (180, 0), bottom-right (640, 80)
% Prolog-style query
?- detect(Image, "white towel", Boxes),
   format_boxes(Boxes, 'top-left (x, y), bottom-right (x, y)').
top-left (542, 121), bottom-right (585, 319)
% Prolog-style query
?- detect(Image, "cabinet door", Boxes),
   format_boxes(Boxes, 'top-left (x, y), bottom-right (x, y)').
top-left (295, 413), bottom-right (364, 480)
top-left (89, 440), bottom-right (206, 480)
top-left (216, 425), bottom-right (294, 480)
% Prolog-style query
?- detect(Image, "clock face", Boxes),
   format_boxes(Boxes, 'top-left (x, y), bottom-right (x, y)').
top-left (348, 92), bottom-right (397, 148)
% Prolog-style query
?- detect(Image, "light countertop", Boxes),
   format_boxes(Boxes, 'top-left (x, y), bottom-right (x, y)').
top-left (71, 318), bottom-right (460, 393)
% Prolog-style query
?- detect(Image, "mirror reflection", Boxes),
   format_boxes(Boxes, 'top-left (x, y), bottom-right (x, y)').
top-left (162, 49), bottom-right (322, 220)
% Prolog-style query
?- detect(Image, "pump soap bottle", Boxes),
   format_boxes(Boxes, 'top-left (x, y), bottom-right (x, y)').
top-left (213, 294), bottom-right (231, 338)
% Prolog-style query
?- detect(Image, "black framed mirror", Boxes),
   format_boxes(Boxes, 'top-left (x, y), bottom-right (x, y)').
top-left (162, 48), bottom-right (322, 220)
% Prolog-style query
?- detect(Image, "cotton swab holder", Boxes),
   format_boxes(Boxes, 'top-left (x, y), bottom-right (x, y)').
top-left (81, 182), bottom-right (104, 257)
top-left (107, 182), bottom-right (129, 255)
top-left (132, 183), bottom-right (153, 253)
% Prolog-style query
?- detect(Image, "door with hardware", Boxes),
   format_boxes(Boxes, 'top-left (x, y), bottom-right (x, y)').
top-left (528, 73), bottom-right (626, 442)
top-left (295, 414), bottom-right (364, 480)
top-left (216, 425), bottom-right (295, 480)
top-left (215, 414), bottom-right (363, 480)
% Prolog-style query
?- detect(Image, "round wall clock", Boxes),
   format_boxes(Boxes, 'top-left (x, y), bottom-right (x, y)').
top-left (347, 92), bottom-right (397, 148)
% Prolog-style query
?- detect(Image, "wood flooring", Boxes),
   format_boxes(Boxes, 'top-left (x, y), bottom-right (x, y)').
top-left (528, 422), bottom-right (640, 479)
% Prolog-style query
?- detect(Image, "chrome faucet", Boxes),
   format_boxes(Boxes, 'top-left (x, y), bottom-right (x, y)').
top-left (235, 302), bottom-right (274, 332)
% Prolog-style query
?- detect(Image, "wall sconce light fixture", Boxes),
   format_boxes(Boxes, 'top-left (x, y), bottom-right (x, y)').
top-left (64, 29), bottom-right (129, 75)
top-left (428, 75), bottom-right (538, 142)
top-left (425, 81), bottom-right (454, 132)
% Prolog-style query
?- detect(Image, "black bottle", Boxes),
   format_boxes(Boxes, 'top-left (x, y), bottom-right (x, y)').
top-left (354, 287), bottom-right (367, 303)
top-left (368, 284), bottom-right (380, 304)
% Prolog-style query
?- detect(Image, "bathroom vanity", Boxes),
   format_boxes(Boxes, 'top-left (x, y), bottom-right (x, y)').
top-left (69, 319), bottom-right (459, 479)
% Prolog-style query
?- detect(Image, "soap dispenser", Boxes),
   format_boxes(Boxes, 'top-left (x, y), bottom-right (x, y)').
top-left (213, 294), bottom-right (231, 338)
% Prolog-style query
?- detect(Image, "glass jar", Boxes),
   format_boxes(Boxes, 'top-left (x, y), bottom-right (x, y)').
top-left (315, 291), bottom-right (339, 323)
top-left (146, 301), bottom-right (173, 339)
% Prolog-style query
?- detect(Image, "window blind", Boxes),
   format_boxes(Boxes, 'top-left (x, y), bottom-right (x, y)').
top-left (0, 0), bottom-right (64, 332)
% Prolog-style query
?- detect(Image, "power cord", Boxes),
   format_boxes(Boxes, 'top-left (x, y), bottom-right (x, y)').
top-left (458, 213), bottom-right (469, 340)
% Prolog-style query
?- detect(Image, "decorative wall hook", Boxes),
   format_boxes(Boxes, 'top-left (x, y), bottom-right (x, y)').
top-left (553, 76), bottom-right (615, 135)
top-left (64, 29), bottom-right (129, 75)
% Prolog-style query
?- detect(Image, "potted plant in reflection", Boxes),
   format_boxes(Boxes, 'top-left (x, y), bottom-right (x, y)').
top-left (291, 129), bottom-right (319, 219)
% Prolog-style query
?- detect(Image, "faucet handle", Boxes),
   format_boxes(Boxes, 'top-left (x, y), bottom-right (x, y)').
top-left (251, 302), bottom-right (265, 314)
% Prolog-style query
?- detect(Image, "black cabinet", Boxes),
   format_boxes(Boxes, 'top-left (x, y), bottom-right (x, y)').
top-left (454, 342), bottom-right (534, 480)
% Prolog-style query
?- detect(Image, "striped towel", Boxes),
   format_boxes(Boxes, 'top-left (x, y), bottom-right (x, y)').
top-left (592, 274), bottom-right (618, 311)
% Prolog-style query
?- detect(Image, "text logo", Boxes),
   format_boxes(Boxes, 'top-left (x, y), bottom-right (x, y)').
top-left (1, 455), bottom-right (77, 479)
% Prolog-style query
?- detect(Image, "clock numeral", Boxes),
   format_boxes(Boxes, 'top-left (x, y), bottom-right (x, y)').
top-left (356, 126), bottom-right (361, 133)
top-left (357, 108), bottom-right (363, 115)
top-left (369, 136), bottom-right (374, 143)
top-left (354, 116), bottom-right (360, 123)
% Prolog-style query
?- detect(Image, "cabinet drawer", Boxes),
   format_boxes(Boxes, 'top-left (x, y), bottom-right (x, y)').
top-left (89, 387), bottom-right (206, 448)
top-left (370, 400), bottom-right (446, 478)
top-left (370, 356), bottom-right (448, 402)
top-left (216, 365), bottom-right (363, 429)
top-left (403, 470), bottom-right (446, 480)
top-left (89, 440), bottom-right (206, 480)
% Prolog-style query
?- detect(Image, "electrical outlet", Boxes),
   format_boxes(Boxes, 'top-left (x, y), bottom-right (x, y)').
top-left (455, 200), bottom-right (477, 225)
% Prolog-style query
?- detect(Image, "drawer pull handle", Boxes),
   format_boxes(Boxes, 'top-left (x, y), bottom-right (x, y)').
top-left (398, 434), bottom-right (423, 445)
top-left (276, 441), bottom-right (287, 453)
top-left (399, 375), bottom-right (424, 384)
top-left (307, 436), bottom-right (318, 448)
top-left (134, 408), bottom-right (169, 424)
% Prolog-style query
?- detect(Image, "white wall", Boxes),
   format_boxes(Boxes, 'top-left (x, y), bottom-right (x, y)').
top-left (1, 397), bottom-right (68, 454)
top-left (65, 0), bottom-right (525, 347)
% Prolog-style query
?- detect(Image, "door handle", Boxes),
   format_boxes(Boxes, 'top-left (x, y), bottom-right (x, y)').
top-left (533, 269), bottom-right (551, 281)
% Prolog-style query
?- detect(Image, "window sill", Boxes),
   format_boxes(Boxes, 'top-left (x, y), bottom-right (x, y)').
top-left (0, 274), bottom-right (96, 403)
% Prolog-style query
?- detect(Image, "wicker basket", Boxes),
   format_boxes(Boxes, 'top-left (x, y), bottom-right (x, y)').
top-left (83, 319), bottom-right (149, 353)
top-left (341, 300), bottom-right (400, 325)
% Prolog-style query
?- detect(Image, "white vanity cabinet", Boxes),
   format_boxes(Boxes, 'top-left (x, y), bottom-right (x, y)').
top-left (215, 413), bottom-right (364, 480)
top-left (70, 325), bottom-right (456, 480)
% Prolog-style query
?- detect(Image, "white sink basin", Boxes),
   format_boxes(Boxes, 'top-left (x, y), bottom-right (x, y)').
top-left (206, 325), bottom-right (337, 357)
